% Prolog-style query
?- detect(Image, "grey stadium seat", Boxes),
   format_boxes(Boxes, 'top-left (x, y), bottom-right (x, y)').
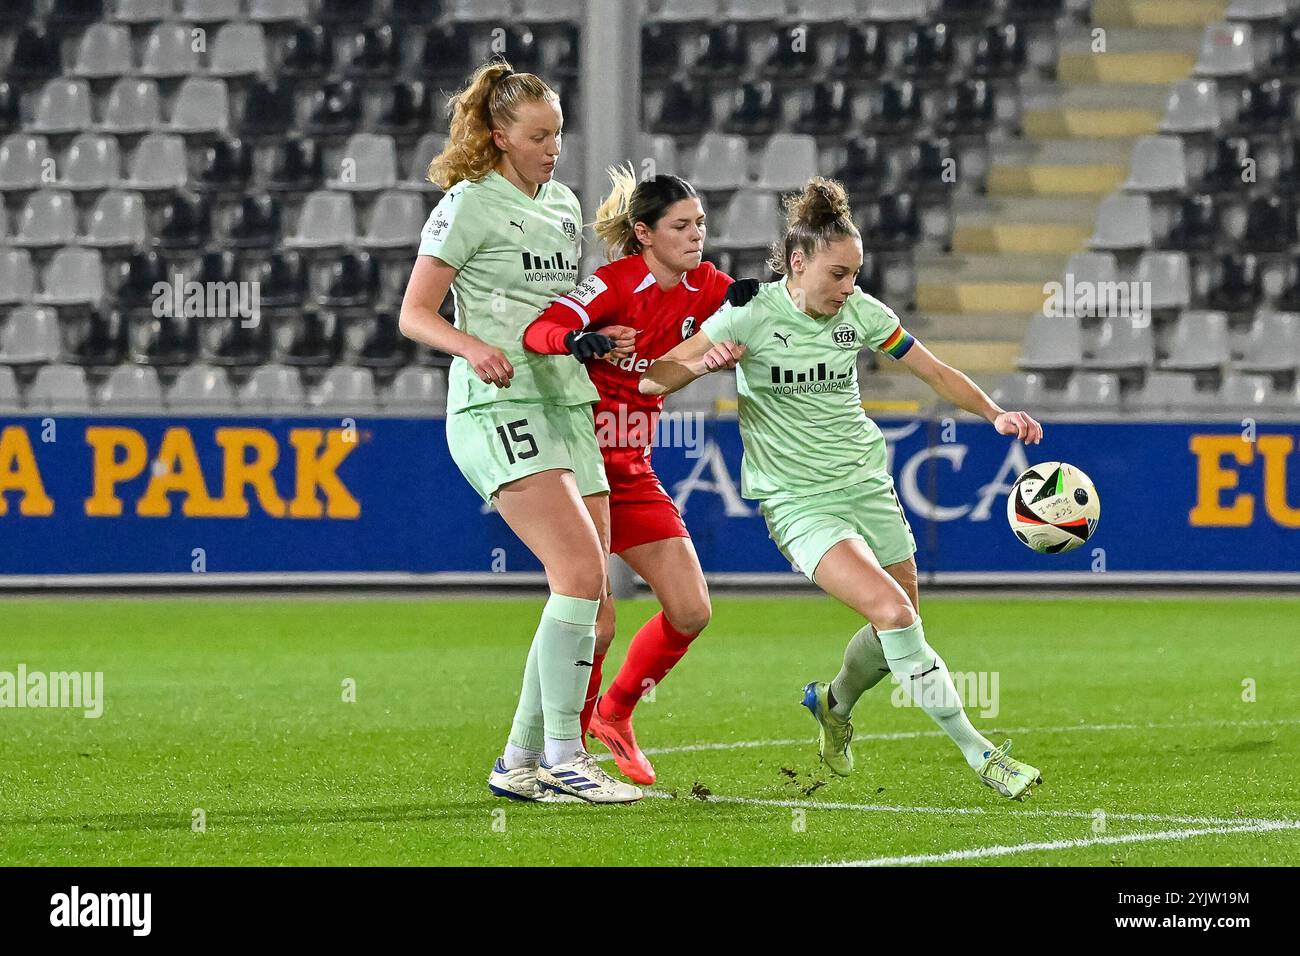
top-left (1161, 310), bottom-right (1229, 371)
top-left (362, 190), bottom-right (428, 249)
top-left (402, 133), bottom-right (445, 190)
top-left (1194, 22), bottom-right (1255, 77)
top-left (139, 23), bottom-right (201, 78)
top-left (1089, 194), bottom-right (1153, 251)
top-left (386, 366), bottom-right (447, 414)
top-left (1063, 371), bottom-right (1121, 410)
top-left (311, 366), bottom-right (377, 412)
top-left (990, 372), bottom-right (1048, 410)
top-left (0, 366), bottom-right (19, 409)
top-left (865, 0), bottom-right (926, 21)
top-left (167, 364), bottom-right (237, 410)
top-left (0, 306), bottom-right (62, 365)
top-left (1018, 314), bottom-right (1083, 371)
top-left (209, 22), bottom-right (268, 76)
top-left (1136, 252), bottom-right (1191, 312)
top-left (1128, 371), bottom-right (1201, 412)
top-left (30, 79), bottom-right (94, 134)
top-left (1234, 311), bottom-right (1300, 372)
top-left (9, 191), bottom-right (78, 248)
top-left (637, 133), bottom-right (679, 182)
top-left (449, 0), bottom-right (514, 19)
top-left (180, 0), bottom-right (242, 22)
top-left (169, 78), bottom-right (231, 136)
top-left (81, 189), bottom-right (147, 249)
top-left (520, 0), bottom-right (582, 17)
top-left (71, 22), bottom-right (134, 78)
top-left (239, 364), bottom-right (306, 412)
top-left (1062, 251), bottom-right (1118, 289)
top-left (1123, 136), bottom-right (1187, 193)
top-left (1083, 316), bottom-right (1155, 370)
top-left (1160, 80), bottom-right (1220, 135)
top-left (28, 365), bottom-right (92, 412)
top-left (689, 133), bottom-right (750, 191)
top-left (791, 0), bottom-right (860, 20)
top-left (124, 133), bottom-right (189, 191)
top-left (326, 134), bottom-right (398, 192)
top-left (286, 192), bottom-right (358, 249)
top-left (98, 365), bottom-right (164, 411)
top-left (0, 134), bottom-right (53, 190)
top-left (62, 134), bottom-right (122, 191)
top-left (110, 0), bottom-right (171, 24)
top-left (655, 0), bottom-right (720, 21)
top-left (713, 190), bottom-right (782, 249)
top-left (1218, 370), bottom-right (1282, 408)
top-left (35, 249), bottom-right (105, 307)
top-left (724, 0), bottom-right (786, 21)
top-left (97, 79), bottom-right (163, 134)
top-left (249, 0), bottom-right (310, 22)
top-left (0, 250), bottom-right (36, 305)
top-left (755, 133), bottom-right (819, 192)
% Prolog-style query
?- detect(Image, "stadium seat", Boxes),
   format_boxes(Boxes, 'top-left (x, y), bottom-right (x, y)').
top-left (1136, 252), bottom-right (1192, 313)
top-left (1128, 370), bottom-right (1201, 411)
top-left (754, 134), bottom-right (818, 192)
top-left (325, 134), bottom-right (398, 192)
top-left (1242, 195), bottom-right (1299, 252)
top-left (1063, 251), bottom-right (1119, 289)
top-left (941, 79), bottom-right (995, 134)
top-left (267, 139), bottom-right (324, 193)
top-left (311, 366), bottom-right (377, 411)
top-left (239, 81), bottom-right (298, 139)
top-left (863, 193), bottom-right (920, 250)
top-left (0, 134), bottom-right (53, 191)
top-left (447, 0), bottom-right (508, 19)
top-left (654, 0), bottom-right (719, 21)
top-left (1166, 194), bottom-right (1220, 251)
top-left (1161, 311), bottom-right (1230, 371)
top-left (64, 310), bottom-right (125, 366)
top-left (1236, 79), bottom-right (1291, 131)
top-left (990, 372), bottom-right (1047, 410)
top-left (1194, 22), bottom-right (1255, 78)
top-left (286, 192), bottom-right (357, 249)
top-left (649, 80), bottom-right (712, 136)
top-left (494, 27), bottom-right (544, 75)
top-left (902, 22), bottom-right (954, 80)
top-left (170, 78), bottom-right (232, 136)
top-left (99, 365), bottom-right (164, 410)
top-left (834, 136), bottom-right (887, 193)
top-left (28, 364), bottom-right (92, 412)
top-left (0, 83), bottom-right (22, 136)
top-left (36, 248), bottom-right (106, 307)
top-left (345, 313), bottom-right (411, 368)
top-left (71, 22), bottom-right (134, 79)
top-left (244, 252), bottom-right (306, 308)
top-left (418, 24), bottom-right (473, 80)
top-left (1218, 370), bottom-right (1281, 408)
top-left (202, 318), bottom-right (270, 368)
top-left (9, 191), bottom-right (78, 249)
top-left (306, 82), bottom-right (362, 139)
top-left (62, 134), bottom-right (122, 192)
top-left (81, 189), bottom-right (147, 250)
top-left (392, 0), bottom-right (444, 23)
top-left (362, 191), bottom-right (428, 250)
top-left (1062, 371), bottom-right (1121, 410)
top-left (348, 25), bottom-right (401, 78)
top-left (722, 0), bottom-right (783, 20)
top-left (124, 133), bottom-right (189, 190)
top-left (167, 363), bottom-right (237, 410)
top-left (0, 250), bottom-right (36, 305)
top-left (972, 23), bottom-right (1026, 79)
top-left (49, 0), bottom-right (105, 25)
top-left (641, 24), bottom-right (682, 79)
top-left (712, 191), bottom-right (781, 249)
top-left (760, 24), bottom-right (821, 79)
top-left (249, 0), bottom-right (309, 22)
top-left (791, 0), bottom-right (858, 20)
top-left (97, 79), bottom-right (162, 135)
top-left (688, 133), bottom-right (749, 191)
top-left (692, 24), bottom-right (748, 78)
top-left (193, 249), bottom-right (239, 287)
top-left (867, 81), bottom-right (922, 133)
top-left (0, 366), bottom-right (19, 409)
top-left (1207, 253), bottom-right (1262, 311)
top-left (279, 25), bottom-right (333, 79)
top-left (0, 306), bottom-right (61, 365)
top-left (1198, 136), bottom-right (1252, 192)
top-left (30, 79), bottom-right (94, 135)
top-left (637, 134), bottom-right (678, 182)
top-left (1083, 316), bottom-right (1155, 371)
top-left (1019, 314), bottom-right (1083, 371)
top-left (207, 22), bottom-right (268, 78)
top-left (791, 81), bottom-right (853, 136)
top-left (1089, 194), bottom-right (1153, 251)
top-left (375, 82), bottom-right (432, 139)
top-left (110, 0), bottom-right (170, 24)
top-left (1234, 311), bottom-right (1300, 371)
top-left (274, 312), bottom-right (339, 366)
top-left (197, 139), bottom-right (254, 194)
top-left (139, 23), bottom-right (201, 78)
top-left (402, 133), bottom-right (445, 190)
top-left (1160, 80), bottom-right (1221, 134)
top-left (128, 314), bottom-right (197, 366)
top-left (115, 251), bottom-right (167, 310)
top-left (156, 195), bottom-right (212, 251)
top-left (179, 0), bottom-right (240, 22)
top-left (7, 27), bottom-right (62, 83)
top-left (1123, 136), bottom-right (1188, 193)
top-left (865, 0), bottom-right (925, 21)
top-left (316, 253), bottom-right (380, 308)
top-left (226, 196), bottom-right (283, 249)
top-left (387, 366), bottom-right (447, 414)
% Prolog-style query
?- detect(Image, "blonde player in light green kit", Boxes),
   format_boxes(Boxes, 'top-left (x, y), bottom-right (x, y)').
top-left (641, 178), bottom-right (1046, 800)
top-left (399, 61), bottom-right (640, 804)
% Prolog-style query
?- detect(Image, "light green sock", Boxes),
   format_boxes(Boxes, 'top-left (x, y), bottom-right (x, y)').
top-left (829, 624), bottom-right (890, 717)
top-left (876, 617), bottom-right (993, 770)
top-left (507, 625), bottom-right (545, 756)
top-left (536, 593), bottom-right (599, 749)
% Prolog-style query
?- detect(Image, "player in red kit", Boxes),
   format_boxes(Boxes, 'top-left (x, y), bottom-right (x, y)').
top-left (523, 165), bottom-right (758, 784)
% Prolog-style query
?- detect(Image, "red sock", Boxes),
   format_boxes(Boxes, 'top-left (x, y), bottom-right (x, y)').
top-left (579, 649), bottom-right (606, 737)
top-left (602, 612), bottom-right (698, 721)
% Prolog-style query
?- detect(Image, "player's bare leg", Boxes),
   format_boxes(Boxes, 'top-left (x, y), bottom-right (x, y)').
top-left (589, 535), bottom-right (711, 785)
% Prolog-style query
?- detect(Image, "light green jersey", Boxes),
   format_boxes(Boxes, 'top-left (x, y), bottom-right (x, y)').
top-left (699, 280), bottom-right (916, 501)
top-left (418, 170), bottom-right (598, 413)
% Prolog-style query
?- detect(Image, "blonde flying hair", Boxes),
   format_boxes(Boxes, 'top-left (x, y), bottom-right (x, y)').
top-left (592, 162), bottom-right (702, 261)
top-left (427, 60), bottom-right (560, 190)
top-left (768, 176), bottom-right (861, 275)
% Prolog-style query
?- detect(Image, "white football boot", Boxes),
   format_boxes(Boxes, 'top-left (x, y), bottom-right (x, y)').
top-left (536, 751), bottom-right (643, 804)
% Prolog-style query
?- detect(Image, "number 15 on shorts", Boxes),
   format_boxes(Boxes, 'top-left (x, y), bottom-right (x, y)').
top-left (495, 419), bottom-right (538, 464)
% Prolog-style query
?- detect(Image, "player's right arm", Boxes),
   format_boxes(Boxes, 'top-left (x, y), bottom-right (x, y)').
top-left (398, 255), bottom-right (514, 388)
top-left (523, 266), bottom-right (636, 361)
top-left (639, 331), bottom-right (744, 396)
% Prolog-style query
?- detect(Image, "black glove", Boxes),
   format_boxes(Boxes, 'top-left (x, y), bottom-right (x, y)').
top-left (724, 277), bottom-right (761, 307)
top-left (564, 329), bottom-right (615, 361)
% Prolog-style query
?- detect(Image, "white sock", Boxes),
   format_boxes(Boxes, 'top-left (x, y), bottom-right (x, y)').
top-left (876, 617), bottom-right (994, 770)
top-left (502, 742), bottom-right (541, 771)
top-left (544, 737), bottom-right (584, 766)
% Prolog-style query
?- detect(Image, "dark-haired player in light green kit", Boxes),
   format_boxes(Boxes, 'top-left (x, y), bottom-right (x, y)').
top-left (642, 177), bottom-right (1046, 800)
top-left (400, 61), bottom-right (639, 804)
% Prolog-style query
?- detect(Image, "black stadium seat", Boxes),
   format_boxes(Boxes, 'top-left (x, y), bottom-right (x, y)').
top-left (280, 26), bottom-right (334, 80)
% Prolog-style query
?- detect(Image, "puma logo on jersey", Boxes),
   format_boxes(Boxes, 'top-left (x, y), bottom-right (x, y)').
top-left (509, 219), bottom-right (525, 234)
top-left (773, 331), bottom-right (791, 347)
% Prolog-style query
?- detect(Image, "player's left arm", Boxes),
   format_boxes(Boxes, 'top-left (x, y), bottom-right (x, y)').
top-left (897, 339), bottom-right (1043, 445)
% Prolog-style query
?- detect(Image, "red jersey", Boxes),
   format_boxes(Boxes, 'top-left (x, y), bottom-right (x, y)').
top-left (524, 254), bottom-right (733, 481)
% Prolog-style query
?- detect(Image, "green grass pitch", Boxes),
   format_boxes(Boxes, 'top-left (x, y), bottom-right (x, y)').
top-left (3, 594), bottom-right (1298, 866)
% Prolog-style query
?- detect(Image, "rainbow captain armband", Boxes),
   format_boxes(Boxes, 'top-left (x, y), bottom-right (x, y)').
top-left (879, 324), bottom-right (916, 359)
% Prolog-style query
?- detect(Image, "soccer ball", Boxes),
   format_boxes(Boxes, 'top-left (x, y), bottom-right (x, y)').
top-left (1006, 462), bottom-right (1100, 554)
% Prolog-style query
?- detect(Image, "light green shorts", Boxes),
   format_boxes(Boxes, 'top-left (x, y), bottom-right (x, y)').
top-left (760, 474), bottom-right (917, 581)
top-left (446, 401), bottom-right (609, 502)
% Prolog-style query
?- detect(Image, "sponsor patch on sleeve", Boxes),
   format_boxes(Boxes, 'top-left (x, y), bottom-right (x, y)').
top-left (567, 274), bottom-right (608, 307)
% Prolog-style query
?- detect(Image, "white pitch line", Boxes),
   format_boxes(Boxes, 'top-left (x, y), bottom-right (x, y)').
top-left (593, 716), bottom-right (1300, 763)
top-left (640, 790), bottom-right (1293, 829)
top-left (817, 819), bottom-right (1300, 867)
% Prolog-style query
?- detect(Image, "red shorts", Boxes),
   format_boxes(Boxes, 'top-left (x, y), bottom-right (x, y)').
top-left (607, 469), bottom-right (689, 555)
